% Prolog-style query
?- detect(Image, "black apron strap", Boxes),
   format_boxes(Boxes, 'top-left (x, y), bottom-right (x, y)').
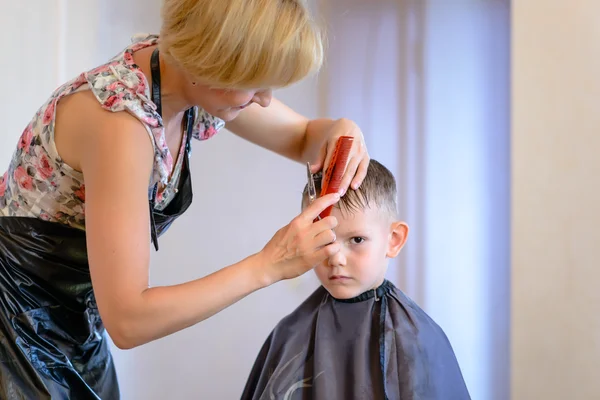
top-left (148, 47), bottom-right (194, 251)
top-left (184, 108), bottom-right (194, 156)
top-left (150, 47), bottom-right (162, 117)
top-left (149, 48), bottom-right (162, 251)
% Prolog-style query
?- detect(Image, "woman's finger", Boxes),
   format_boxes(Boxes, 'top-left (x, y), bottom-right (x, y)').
top-left (307, 215), bottom-right (337, 236)
top-left (318, 138), bottom-right (337, 177)
top-left (309, 241), bottom-right (341, 266)
top-left (310, 143), bottom-right (327, 173)
top-left (350, 154), bottom-right (370, 190)
top-left (300, 192), bottom-right (340, 222)
top-left (337, 155), bottom-right (359, 195)
top-left (311, 225), bottom-right (337, 248)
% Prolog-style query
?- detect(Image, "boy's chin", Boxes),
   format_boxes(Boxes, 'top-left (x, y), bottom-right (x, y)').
top-left (322, 283), bottom-right (365, 300)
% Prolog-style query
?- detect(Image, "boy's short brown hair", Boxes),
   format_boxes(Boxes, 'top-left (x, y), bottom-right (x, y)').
top-left (302, 159), bottom-right (398, 218)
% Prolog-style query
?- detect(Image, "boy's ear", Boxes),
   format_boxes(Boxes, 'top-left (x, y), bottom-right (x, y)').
top-left (386, 221), bottom-right (409, 258)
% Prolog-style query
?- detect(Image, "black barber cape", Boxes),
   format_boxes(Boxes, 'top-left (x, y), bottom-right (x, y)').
top-left (0, 48), bottom-right (194, 399)
top-left (241, 280), bottom-right (471, 400)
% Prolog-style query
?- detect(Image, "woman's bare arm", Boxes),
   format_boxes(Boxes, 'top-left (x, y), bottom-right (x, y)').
top-left (225, 97), bottom-right (369, 191)
top-left (60, 92), bottom-right (340, 349)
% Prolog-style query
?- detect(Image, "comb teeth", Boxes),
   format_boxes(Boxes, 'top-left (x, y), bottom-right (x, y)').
top-left (318, 136), bottom-right (354, 219)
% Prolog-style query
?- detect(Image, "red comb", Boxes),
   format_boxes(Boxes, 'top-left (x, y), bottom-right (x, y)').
top-left (318, 136), bottom-right (354, 219)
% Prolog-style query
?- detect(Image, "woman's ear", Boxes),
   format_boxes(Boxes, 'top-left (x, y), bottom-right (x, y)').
top-left (386, 221), bottom-right (409, 258)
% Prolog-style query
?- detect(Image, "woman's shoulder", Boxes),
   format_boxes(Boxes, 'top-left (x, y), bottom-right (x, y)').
top-left (83, 34), bottom-right (160, 123)
top-left (82, 33), bottom-right (225, 139)
top-left (57, 34), bottom-right (223, 182)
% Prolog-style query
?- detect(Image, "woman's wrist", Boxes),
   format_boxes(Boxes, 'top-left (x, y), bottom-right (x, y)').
top-left (113, 253), bottom-right (278, 348)
top-left (238, 251), bottom-right (279, 290)
top-left (302, 118), bottom-right (336, 161)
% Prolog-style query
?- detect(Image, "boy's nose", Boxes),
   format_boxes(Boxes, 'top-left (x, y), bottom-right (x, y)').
top-left (327, 250), bottom-right (346, 267)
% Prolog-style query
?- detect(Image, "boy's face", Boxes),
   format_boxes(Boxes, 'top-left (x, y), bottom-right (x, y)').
top-left (313, 204), bottom-right (408, 300)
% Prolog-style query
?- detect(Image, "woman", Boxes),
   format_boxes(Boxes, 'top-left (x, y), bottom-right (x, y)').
top-left (0, 0), bottom-right (369, 398)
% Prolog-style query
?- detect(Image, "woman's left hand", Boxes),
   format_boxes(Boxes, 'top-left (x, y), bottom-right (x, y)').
top-left (309, 118), bottom-right (370, 195)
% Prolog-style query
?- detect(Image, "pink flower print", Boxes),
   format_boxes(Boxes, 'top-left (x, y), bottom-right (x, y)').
top-left (141, 115), bottom-right (158, 127)
top-left (36, 152), bottom-right (54, 180)
top-left (135, 72), bottom-right (147, 93)
top-left (129, 39), bottom-right (153, 53)
top-left (72, 73), bottom-right (88, 89)
top-left (74, 184), bottom-right (85, 202)
top-left (42, 99), bottom-right (57, 125)
top-left (104, 92), bottom-right (126, 109)
top-left (106, 81), bottom-right (123, 92)
top-left (88, 64), bottom-right (112, 75)
top-left (198, 125), bottom-right (217, 140)
top-left (18, 124), bottom-right (34, 153)
top-left (205, 125), bottom-right (217, 138)
top-left (123, 51), bottom-right (135, 64)
top-left (14, 166), bottom-right (33, 191)
top-left (40, 212), bottom-right (51, 221)
top-left (0, 172), bottom-right (7, 197)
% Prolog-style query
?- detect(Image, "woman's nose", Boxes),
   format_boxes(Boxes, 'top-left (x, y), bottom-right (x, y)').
top-left (253, 89), bottom-right (272, 108)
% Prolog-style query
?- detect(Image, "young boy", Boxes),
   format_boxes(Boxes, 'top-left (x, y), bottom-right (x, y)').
top-left (241, 160), bottom-right (470, 400)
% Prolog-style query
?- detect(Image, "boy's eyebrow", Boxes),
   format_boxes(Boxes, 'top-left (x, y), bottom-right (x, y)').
top-left (337, 229), bottom-right (373, 238)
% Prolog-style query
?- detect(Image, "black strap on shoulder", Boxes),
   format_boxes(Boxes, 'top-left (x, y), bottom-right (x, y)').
top-left (184, 108), bottom-right (194, 155)
top-left (150, 47), bottom-right (193, 151)
top-left (150, 47), bottom-right (193, 153)
top-left (147, 47), bottom-right (194, 251)
top-left (149, 47), bottom-right (162, 251)
top-left (150, 47), bottom-right (162, 117)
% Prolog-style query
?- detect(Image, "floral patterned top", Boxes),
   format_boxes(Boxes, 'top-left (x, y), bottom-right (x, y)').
top-left (0, 34), bottom-right (225, 230)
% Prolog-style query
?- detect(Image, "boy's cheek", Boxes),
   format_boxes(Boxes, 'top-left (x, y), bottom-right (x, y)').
top-left (314, 265), bottom-right (329, 281)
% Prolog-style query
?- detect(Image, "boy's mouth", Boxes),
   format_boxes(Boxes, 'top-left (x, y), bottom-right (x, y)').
top-left (329, 275), bottom-right (351, 281)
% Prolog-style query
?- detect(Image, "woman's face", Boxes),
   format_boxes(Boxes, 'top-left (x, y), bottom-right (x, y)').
top-left (186, 84), bottom-right (273, 121)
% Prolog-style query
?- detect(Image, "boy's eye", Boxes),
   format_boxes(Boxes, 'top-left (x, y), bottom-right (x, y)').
top-left (350, 237), bottom-right (365, 245)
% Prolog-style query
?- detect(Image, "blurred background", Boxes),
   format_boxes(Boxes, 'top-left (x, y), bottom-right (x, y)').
top-left (1, 0), bottom-right (598, 399)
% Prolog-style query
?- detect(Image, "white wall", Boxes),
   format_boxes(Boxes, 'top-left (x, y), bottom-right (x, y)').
top-left (322, 1), bottom-right (510, 399)
top-left (421, 2), bottom-right (510, 399)
top-left (1, 1), bottom-right (62, 163)
top-left (511, 1), bottom-right (600, 399)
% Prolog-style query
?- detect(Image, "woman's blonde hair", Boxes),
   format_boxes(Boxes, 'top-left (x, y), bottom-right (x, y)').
top-left (159, 0), bottom-right (324, 89)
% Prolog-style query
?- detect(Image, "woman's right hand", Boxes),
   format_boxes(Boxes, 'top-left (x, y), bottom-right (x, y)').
top-left (258, 193), bottom-right (342, 285)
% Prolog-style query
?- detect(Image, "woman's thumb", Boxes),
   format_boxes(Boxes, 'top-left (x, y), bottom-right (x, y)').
top-left (310, 146), bottom-right (327, 173)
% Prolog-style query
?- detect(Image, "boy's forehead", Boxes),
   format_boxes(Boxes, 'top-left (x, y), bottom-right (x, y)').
top-left (331, 206), bottom-right (384, 227)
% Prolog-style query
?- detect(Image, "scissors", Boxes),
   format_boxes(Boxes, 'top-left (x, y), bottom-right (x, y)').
top-left (306, 162), bottom-right (321, 220)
